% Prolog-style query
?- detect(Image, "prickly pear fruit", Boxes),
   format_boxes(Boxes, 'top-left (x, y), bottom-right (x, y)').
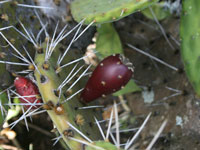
top-left (81, 54), bottom-right (134, 103)
top-left (14, 76), bottom-right (41, 109)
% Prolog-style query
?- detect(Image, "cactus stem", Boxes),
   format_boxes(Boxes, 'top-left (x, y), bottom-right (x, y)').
top-left (40, 75), bottom-right (48, 84)
top-left (68, 137), bottom-right (105, 150)
top-left (63, 129), bottom-right (75, 137)
top-left (54, 103), bottom-right (65, 115)
top-left (42, 100), bottom-right (54, 110)
top-left (127, 43), bottom-right (178, 71)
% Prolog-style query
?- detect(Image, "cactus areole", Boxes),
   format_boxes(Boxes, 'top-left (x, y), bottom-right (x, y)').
top-left (14, 76), bottom-right (41, 109)
top-left (81, 54), bottom-right (134, 103)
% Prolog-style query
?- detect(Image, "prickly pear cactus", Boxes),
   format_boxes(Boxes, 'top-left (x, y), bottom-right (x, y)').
top-left (34, 42), bottom-right (105, 149)
top-left (0, 0), bottom-right (42, 87)
top-left (71, 0), bottom-right (159, 25)
top-left (180, 0), bottom-right (200, 96)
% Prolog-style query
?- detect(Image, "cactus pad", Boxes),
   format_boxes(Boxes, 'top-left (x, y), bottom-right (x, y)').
top-left (34, 43), bottom-right (103, 149)
top-left (180, 0), bottom-right (200, 96)
top-left (71, 0), bottom-right (159, 25)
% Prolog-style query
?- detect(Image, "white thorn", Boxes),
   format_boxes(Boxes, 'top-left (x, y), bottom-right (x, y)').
top-left (146, 120), bottom-right (168, 150)
top-left (125, 112), bottom-right (152, 150)
top-left (127, 44), bottom-right (178, 71)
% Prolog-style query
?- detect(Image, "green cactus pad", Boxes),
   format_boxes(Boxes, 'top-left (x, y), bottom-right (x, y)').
top-left (96, 23), bottom-right (123, 59)
top-left (142, 2), bottom-right (171, 21)
top-left (71, 0), bottom-right (159, 25)
top-left (180, 0), bottom-right (200, 95)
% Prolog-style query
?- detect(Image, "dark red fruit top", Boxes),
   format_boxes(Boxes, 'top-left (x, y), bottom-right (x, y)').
top-left (14, 76), bottom-right (42, 109)
top-left (81, 54), bottom-right (133, 103)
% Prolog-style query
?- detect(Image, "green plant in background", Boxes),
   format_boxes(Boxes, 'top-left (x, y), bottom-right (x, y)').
top-left (71, 0), bottom-right (158, 25)
top-left (142, 2), bottom-right (171, 21)
top-left (180, 0), bottom-right (200, 96)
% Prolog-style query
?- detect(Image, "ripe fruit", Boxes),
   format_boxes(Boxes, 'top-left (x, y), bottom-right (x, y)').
top-left (81, 54), bottom-right (134, 103)
top-left (14, 76), bottom-right (42, 109)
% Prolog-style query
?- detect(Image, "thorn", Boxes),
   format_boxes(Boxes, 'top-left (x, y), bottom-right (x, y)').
top-left (66, 64), bottom-right (92, 92)
top-left (146, 120), bottom-right (168, 150)
top-left (17, 3), bottom-right (54, 9)
top-left (149, 7), bottom-right (175, 50)
top-left (114, 102), bottom-right (120, 148)
top-left (66, 121), bottom-right (93, 143)
top-left (127, 44), bottom-right (178, 71)
top-left (125, 112), bottom-right (152, 150)
top-left (57, 19), bottom-right (85, 65)
top-left (94, 117), bottom-right (106, 140)
top-left (106, 108), bottom-right (113, 140)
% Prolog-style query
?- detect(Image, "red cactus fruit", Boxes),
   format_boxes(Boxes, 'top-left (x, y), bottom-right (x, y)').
top-left (80, 54), bottom-right (134, 103)
top-left (14, 76), bottom-right (42, 109)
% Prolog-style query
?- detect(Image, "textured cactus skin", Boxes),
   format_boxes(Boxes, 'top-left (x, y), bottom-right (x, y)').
top-left (71, 0), bottom-right (158, 25)
top-left (180, 0), bottom-right (200, 96)
top-left (0, 0), bottom-right (41, 87)
top-left (34, 43), bottom-right (104, 149)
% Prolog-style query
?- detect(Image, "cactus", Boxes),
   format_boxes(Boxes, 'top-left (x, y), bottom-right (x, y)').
top-left (180, 0), bottom-right (200, 96)
top-left (34, 41), bottom-right (104, 149)
top-left (71, 0), bottom-right (159, 25)
top-left (142, 2), bottom-right (171, 21)
top-left (0, 1), bottom-right (169, 150)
